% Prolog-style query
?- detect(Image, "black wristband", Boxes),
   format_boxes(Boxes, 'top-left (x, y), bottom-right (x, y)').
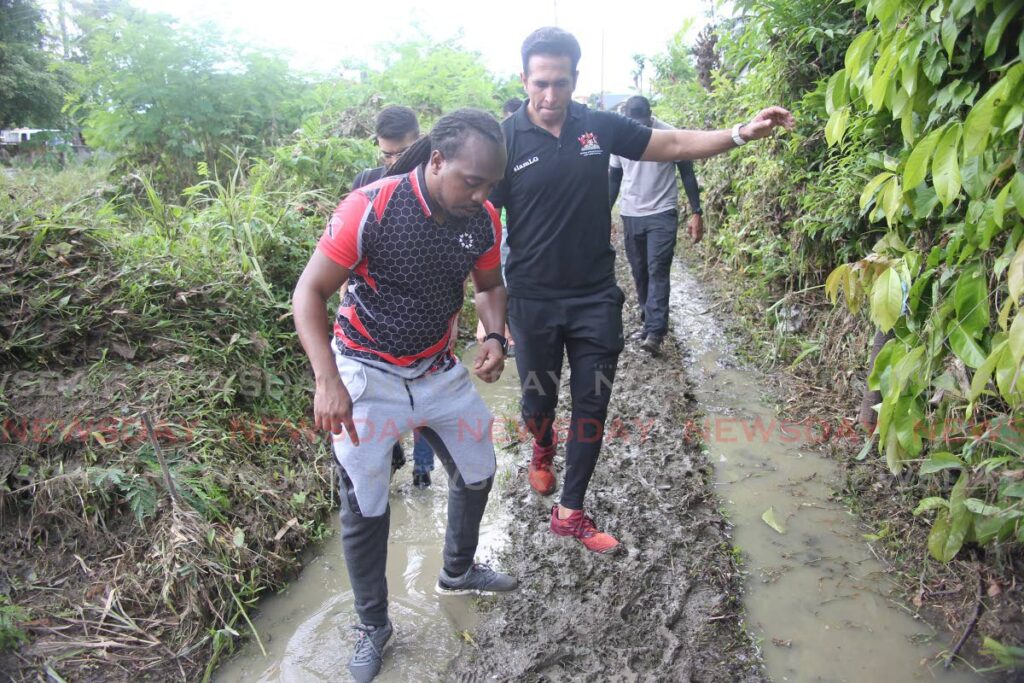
top-left (483, 332), bottom-right (509, 356)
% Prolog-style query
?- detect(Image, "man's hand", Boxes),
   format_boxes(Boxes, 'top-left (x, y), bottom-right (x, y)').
top-left (688, 213), bottom-right (704, 244)
top-left (314, 375), bottom-right (359, 445)
top-left (741, 106), bottom-right (795, 141)
top-left (473, 339), bottom-right (505, 383)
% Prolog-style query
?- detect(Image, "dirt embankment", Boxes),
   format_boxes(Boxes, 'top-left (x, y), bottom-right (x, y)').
top-left (448, 257), bottom-right (765, 682)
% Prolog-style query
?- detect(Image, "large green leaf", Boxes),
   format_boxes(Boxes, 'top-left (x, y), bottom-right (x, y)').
top-left (881, 175), bottom-right (903, 225)
top-left (860, 171), bottom-right (895, 213)
top-left (995, 342), bottom-right (1022, 400)
top-left (845, 30), bottom-right (877, 85)
top-left (1010, 311), bottom-right (1024, 364)
top-left (927, 471), bottom-right (971, 562)
top-left (869, 42), bottom-right (897, 111)
top-left (903, 126), bottom-right (943, 190)
top-left (895, 398), bottom-right (924, 456)
top-left (970, 341), bottom-right (1005, 399)
top-left (1010, 239), bottom-right (1024, 302)
top-left (920, 452), bottom-right (965, 475)
top-left (963, 89), bottom-right (996, 159)
top-left (825, 68), bottom-right (848, 114)
top-left (994, 183), bottom-right (1012, 227)
top-left (825, 106), bottom-right (852, 146)
top-left (867, 338), bottom-right (898, 391)
top-left (941, 14), bottom-right (960, 62)
top-left (884, 421), bottom-right (907, 473)
top-left (871, 267), bottom-right (903, 331)
top-left (948, 320), bottom-right (988, 368)
top-left (985, 0), bottom-right (1024, 58)
top-left (1011, 174), bottom-right (1024, 216)
top-left (954, 268), bottom-right (990, 333)
top-left (825, 263), bottom-right (849, 304)
top-left (933, 124), bottom-right (962, 208)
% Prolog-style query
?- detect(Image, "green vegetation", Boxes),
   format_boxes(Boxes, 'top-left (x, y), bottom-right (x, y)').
top-left (0, 3), bottom-right (521, 679)
top-left (649, 0), bottom-right (1022, 670)
top-left (2, 0), bottom-right (1020, 675)
top-left (0, 0), bottom-right (70, 128)
top-left (654, 0), bottom-right (1023, 566)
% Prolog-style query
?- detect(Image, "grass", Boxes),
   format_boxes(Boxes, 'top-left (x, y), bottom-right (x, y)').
top-left (0, 159), bottom-right (341, 681)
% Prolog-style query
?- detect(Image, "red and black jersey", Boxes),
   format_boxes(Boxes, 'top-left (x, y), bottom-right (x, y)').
top-left (318, 165), bottom-right (502, 370)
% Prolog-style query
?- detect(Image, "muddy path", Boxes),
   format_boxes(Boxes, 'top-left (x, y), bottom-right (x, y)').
top-left (447, 257), bottom-right (765, 682)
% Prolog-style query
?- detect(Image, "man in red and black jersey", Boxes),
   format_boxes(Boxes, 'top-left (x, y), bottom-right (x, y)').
top-left (491, 27), bottom-right (794, 555)
top-left (293, 109), bottom-right (518, 682)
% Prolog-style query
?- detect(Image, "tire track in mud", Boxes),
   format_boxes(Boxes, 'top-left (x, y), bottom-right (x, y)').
top-left (447, 255), bottom-right (765, 683)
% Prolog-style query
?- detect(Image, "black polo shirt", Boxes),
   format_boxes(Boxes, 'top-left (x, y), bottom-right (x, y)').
top-left (490, 100), bottom-right (652, 299)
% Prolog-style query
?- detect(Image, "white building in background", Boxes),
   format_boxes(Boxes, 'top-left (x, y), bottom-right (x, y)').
top-left (0, 128), bottom-right (61, 144)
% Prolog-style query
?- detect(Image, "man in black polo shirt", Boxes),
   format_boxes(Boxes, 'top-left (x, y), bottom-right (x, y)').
top-left (490, 27), bottom-right (793, 554)
top-left (351, 105), bottom-right (420, 190)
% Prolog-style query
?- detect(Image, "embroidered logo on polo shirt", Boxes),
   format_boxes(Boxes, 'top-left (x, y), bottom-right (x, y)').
top-left (513, 155), bottom-right (539, 173)
top-left (578, 132), bottom-right (602, 156)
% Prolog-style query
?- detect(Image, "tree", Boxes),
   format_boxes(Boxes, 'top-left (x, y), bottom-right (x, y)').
top-left (66, 4), bottom-right (308, 189)
top-left (367, 39), bottom-right (512, 124)
top-left (0, 0), bottom-right (68, 128)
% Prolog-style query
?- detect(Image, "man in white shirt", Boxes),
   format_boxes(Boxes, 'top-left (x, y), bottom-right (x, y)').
top-left (609, 95), bottom-right (704, 356)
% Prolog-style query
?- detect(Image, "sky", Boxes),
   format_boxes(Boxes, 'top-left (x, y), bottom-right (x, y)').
top-left (115, 0), bottom-right (713, 96)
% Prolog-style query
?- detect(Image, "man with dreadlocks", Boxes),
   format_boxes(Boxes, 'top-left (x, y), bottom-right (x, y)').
top-left (292, 108), bottom-right (517, 682)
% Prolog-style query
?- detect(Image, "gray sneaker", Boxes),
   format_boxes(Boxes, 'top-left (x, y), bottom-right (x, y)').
top-left (435, 563), bottom-right (518, 596)
top-left (348, 619), bottom-right (392, 683)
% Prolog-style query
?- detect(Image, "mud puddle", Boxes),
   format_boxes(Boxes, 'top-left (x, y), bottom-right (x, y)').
top-left (214, 346), bottom-right (521, 683)
top-left (669, 259), bottom-right (984, 682)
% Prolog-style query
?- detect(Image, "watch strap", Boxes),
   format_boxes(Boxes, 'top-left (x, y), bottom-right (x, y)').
top-left (731, 123), bottom-right (747, 146)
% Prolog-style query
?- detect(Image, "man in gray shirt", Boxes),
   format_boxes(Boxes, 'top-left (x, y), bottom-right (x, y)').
top-left (609, 95), bottom-right (703, 355)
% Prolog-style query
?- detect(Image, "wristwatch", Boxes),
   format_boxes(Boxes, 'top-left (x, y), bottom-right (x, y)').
top-left (483, 332), bottom-right (509, 356)
top-left (731, 123), bottom-right (748, 146)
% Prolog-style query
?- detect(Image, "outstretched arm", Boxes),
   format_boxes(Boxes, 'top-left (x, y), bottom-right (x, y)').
top-left (641, 106), bottom-right (795, 162)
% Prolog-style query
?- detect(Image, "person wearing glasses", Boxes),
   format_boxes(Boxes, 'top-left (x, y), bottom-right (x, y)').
top-left (609, 95), bottom-right (704, 356)
top-left (352, 105), bottom-right (421, 190)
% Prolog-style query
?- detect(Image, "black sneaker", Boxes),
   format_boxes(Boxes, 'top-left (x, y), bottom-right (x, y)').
top-left (413, 471), bottom-right (431, 488)
top-left (390, 444), bottom-right (406, 473)
top-left (435, 563), bottom-right (518, 596)
top-left (348, 619), bottom-right (392, 683)
top-left (640, 335), bottom-right (663, 355)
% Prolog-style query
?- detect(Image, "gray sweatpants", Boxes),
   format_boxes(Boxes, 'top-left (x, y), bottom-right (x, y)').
top-left (331, 355), bottom-right (497, 626)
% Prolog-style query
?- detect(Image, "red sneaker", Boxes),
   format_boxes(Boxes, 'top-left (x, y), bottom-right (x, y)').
top-left (528, 441), bottom-right (556, 495)
top-left (549, 505), bottom-right (620, 554)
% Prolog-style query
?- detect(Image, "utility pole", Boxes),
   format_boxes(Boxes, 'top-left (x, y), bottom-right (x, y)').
top-left (58, 0), bottom-right (70, 59)
top-left (600, 28), bottom-right (605, 110)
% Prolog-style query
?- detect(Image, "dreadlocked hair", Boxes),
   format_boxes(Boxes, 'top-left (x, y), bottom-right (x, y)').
top-left (386, 108), bottom-right (504, 177)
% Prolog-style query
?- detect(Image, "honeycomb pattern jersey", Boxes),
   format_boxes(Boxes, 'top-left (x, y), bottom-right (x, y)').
top-left (318, 165), bottom-right (502, 373)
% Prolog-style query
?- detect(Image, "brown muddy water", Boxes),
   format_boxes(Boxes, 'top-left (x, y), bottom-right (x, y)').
top-left (669, 261), bottom-right (984, 683)
top-left (214, 346), bottom-right (521, 683)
